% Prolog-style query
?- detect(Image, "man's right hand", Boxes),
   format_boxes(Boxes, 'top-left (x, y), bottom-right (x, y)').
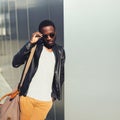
top-left (30, 32), bottom-right (43, 44)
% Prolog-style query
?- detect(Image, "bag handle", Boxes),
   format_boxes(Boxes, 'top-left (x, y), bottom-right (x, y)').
top-left (0, 44), bottom-right (37, 101)
top-left (0, 90), bottom-right (19, 101)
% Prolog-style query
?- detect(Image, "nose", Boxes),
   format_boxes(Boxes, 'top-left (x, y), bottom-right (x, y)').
top-left (47, 35), bottom-right (52, 40)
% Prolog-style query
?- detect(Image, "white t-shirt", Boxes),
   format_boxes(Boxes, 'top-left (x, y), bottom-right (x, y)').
top-left (27, 46), bottom-right (55, 101)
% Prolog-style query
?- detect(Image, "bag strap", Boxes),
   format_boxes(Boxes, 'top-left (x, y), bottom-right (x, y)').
top-left (18, 44), bottom-right (37, 88)
top-left (0, 44), bottom-right (37, 102)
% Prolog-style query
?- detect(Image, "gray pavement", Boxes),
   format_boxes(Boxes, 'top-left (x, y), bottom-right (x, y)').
top-left (0, 40), bottom-right (24, 103)
top-left (0, 68), bottom-right (12, 103)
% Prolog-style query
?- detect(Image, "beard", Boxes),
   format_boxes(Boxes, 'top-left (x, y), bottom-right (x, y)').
top-left (43, 39), bottom-right (55, 49)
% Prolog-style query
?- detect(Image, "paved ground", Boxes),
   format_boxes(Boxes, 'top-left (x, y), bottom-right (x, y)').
top-left (0, 40), bottom-right (24, 102)
top-left (0, 68), bottom-right (12, 103)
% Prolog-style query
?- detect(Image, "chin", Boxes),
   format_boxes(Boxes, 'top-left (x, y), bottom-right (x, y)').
top-left (49, 43), bottom-right (54, 46)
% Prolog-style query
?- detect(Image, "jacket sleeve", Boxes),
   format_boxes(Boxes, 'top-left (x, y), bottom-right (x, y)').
top-left (12, 41), bottom-right (35, 68)
top-left (60, 47), bottom-right (65, 87)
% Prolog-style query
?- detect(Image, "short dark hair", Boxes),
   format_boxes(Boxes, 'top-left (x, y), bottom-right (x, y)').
top-left (38, 20), bottom-right (55, 33)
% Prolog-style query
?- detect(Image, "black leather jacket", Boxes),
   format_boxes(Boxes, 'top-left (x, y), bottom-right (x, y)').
top-left (12, 40), bottom-right (65, 100)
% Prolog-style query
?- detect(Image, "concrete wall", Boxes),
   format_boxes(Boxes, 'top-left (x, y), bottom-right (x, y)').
top-left (64, 0), bottom-right (120, 120)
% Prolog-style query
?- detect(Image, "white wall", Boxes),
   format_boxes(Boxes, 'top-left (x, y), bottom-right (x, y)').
top-left (64, 0), bottom-right (120, 120)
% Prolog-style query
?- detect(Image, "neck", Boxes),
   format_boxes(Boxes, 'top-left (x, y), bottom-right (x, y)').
top-left (44, 46), bottom-right (53, 52)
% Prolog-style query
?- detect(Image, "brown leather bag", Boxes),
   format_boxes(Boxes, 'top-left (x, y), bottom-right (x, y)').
top-left (0, 45), bottom-right (37, 120)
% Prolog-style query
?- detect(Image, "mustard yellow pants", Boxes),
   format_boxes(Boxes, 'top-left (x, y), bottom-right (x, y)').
top-left (20, 96), bottom-right (53, 120)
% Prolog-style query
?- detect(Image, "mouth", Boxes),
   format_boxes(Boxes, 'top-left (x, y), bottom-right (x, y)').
top-left (48, 41), bottom-right (54, 44)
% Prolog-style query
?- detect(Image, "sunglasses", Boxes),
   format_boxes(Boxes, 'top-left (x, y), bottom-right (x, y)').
top-left (43, 33), bottom-right (55, 39)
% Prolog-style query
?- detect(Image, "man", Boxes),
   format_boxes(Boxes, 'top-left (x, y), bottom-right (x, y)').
top-left (12, 20), bottom-right (65, 120)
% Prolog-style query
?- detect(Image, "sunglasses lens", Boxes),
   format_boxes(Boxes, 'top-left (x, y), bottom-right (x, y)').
top-left (43, 35), bottom-right (48, 38)
top-left (43, 33), bottom-right (55, 39)
top-left (50, 33), bottom-right (55, 38)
